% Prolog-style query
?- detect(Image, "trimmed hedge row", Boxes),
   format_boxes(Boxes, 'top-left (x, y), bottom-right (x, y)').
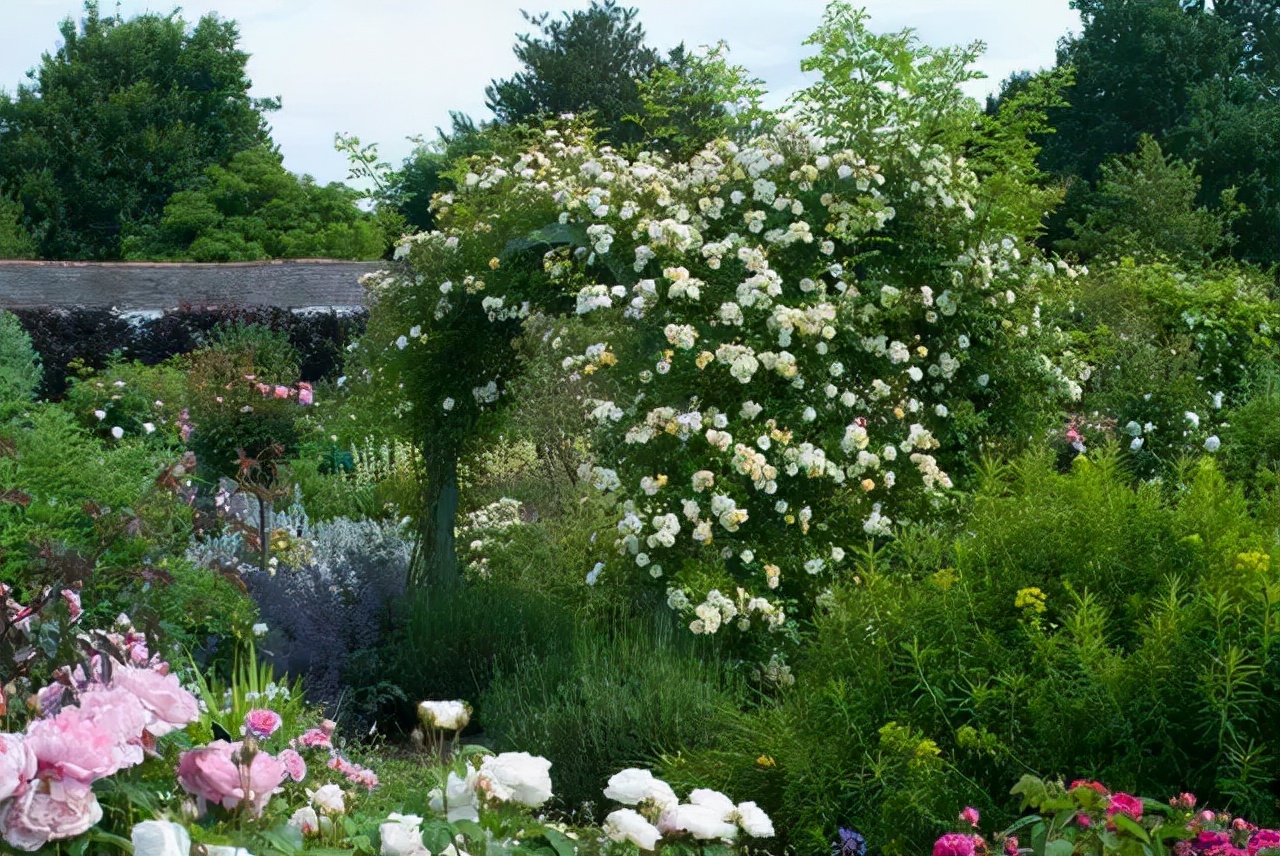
top-left (10, 305), bottom-right (367, 398)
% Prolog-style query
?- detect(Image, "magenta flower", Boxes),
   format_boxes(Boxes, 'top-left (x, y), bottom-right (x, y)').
top-left (933, 834), bottom-right (977, 856)
top-left (1249, 830), bottom-right (1280, 855)
top-left (242, 708), bottom-right (283, 740)
top-left (1107, 793), bottom-right (1144, 822)
top-left (1003, 836), bottom-right (1019, 856)
top-left (960, 807), bottom-right (981, 828)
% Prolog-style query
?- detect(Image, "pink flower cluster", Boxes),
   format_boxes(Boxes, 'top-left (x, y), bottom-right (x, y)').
top-left (0, 641), bottom-right (199, 851)
top-left (246, 375), bottom-right (314, 407)
top-left (177, 740), bottom-right (288, 817)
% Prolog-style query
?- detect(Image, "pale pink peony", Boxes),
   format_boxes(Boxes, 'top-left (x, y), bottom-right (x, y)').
top-left (278, 748), bottom-right (307, 782)
top-left (273, 385), bottom-right (290, 399)
top-left (0, 777), bottom-right (103, 851)
top-left (176, 740), bottom-right (287, 816)
top-left (0, 733), bottom-right (37, 803)
top-left (297, 383), bottom-right (314, 406)
top-left (933, 834), bottom-right (977, 856)
top-left (296, 728), bottom-right (332, 750)
top-left (242, 708), bottom-right (283, 740)
top-left (108, 665), bottom-right (199, 737)
top-left (25, 702), bottom-right (137, 784)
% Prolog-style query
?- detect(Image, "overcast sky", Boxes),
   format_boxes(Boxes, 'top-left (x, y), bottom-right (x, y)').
top-left (0, 1), bottom-right (1080, 187)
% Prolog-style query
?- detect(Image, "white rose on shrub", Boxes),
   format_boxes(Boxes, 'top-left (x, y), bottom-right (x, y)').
top-left (380, 813), bottom-right (428, 856)
top-left (477, 752), bottom-right (553, 808)
top-left (659, 803), bottom-right (738, 841)
top-left (604, 808), bottom-right (663, 850)
top-left (603, 768), bottom-right (679, 811)
top-left (131, 820), bottom-right (190, 856)
top-left (735, 801), bottom-right (776, 838)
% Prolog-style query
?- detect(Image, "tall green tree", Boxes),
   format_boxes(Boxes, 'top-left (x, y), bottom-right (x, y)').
top-left (485, 0), bottom-right (660, 146)
top-left (0, 1), bottom-right (277, 259)
top-left (1031, 0), bottom-right (1278, 266)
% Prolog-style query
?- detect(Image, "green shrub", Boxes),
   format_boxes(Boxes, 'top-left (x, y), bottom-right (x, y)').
top-left (481, 613), bottom-right (744, 814)
top-left (0, 310), bottom-right (41, 409)
top-left (63, 356), bottom-right (188, 444)
top-left (670, 449), bottom-right (1279, 855)
top-left (368, 582), bottom-right (574, 733)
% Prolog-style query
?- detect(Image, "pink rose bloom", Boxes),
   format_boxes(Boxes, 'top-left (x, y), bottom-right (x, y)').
top-left (297, 728), bottom-right (332, 750)
top-left (328, 754), bottom-right (378, 790)
top-left (0, 777), bottom-right (103, 851)
top-left (255, 383), bottom-right (270, 396)
top-left (273, 385), bottom-right (290, 399)
top-left (1004, 836), bottom-right (1019, 856)
top-left (1070, 779), bottom-right (1109, 795)
top-left (1249, 830), bottom-right (1280, 855)
top-left (1076, 814), bottom-right (1093, 828)
top-left (0, 733), bottom-right (37, 803)
top-left (1172, 793), bottom-right (1197, 810)
top-left (278, 748), bottom-right (307, 783)
top-left (60, 589), bottom-right (82, 623)
top-left (108, 665), bottom-right (200, 737)
top-left (25, 702), bottom-right (137, 784)
top-left (297, 383), bottom-right (313, 406)
top-left (961, 807), bottom-right (981, 828)
top-left (934, 834), bottom-right (978, 856)
top-left (242, 708), bottom-right (283, 740)
top-left (1107, 793), bottom-right (1144, 822)
top-left (177, 740), bottom-right (287, 816)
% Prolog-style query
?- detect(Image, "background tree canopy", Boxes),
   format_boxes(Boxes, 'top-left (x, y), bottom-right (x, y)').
top-left (1018, 0), bottom-right (1279, 267)
top-left (0, 1), bottom-right (277, 260)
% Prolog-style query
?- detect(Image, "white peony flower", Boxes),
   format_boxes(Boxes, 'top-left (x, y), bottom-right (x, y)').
top-left (659, 804), bottom-right (738, 841)
top-left (688, 788), bottom-right (735, 820)
top-left (288, 806), bottom-right (321, 836)
top-left (478, 752), bottom-right (553, 808)
top-left (604, 768), bottom-right (679, 811)
top-left (93, 409), bottom-right (106, 420)
top-left (309, 783), bottom-right (346, 815)
top-left (428, 769), bottom-right (480, 822)
top-left (418, 700), bottom-right (471, 731)
top-left (604, 808), bottom-right (663, 850)
top-left (1204, 435), bottom-right (1220, 452)
top-left (735, 801), bottom-right (775, 838)
top-left (111, 425), bottom-right (125, 440)
top-left (131, 820), bottom-right (191, 856)
top-left (380, 813), bottom-right (427, 856)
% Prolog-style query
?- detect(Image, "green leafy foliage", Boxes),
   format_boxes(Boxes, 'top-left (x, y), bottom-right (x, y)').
top-left (0, 310), bottom-right (42, 410)
top-left (1062, 136), bottom-right (1241, 264)
top-left (667, 450), bottom-right (1280, 855)
top-left (122, 146), bottom-right (385, 261)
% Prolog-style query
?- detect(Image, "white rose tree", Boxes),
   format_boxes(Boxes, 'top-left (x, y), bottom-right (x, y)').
top-left (371, 3), bottom-right (1085, 617)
